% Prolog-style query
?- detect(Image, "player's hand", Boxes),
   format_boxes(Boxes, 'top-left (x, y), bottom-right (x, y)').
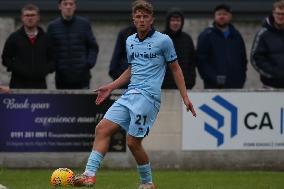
top-left (184, 98), bottom-right (196, 117)
top-left (0, 86), bottom-right (10, 93)
top-left (94, 85), bottom-right (112, 105)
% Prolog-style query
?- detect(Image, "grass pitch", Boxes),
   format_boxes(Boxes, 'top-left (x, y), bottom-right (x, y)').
top-left (0, 169), bottom-right (284, 189)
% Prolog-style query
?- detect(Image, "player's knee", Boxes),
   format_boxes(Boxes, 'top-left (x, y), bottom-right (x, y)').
top-left (95, 119), bottom-right (118, 137)
top-left (95, 122), bottom-right (108, 137)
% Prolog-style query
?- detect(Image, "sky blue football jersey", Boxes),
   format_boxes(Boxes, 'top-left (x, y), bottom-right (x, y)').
top-left (126, 30), bottom-right (177, 103)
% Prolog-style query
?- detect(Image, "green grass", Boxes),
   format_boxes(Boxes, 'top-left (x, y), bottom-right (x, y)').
top-left (0, 169), bottom-right (284, 189)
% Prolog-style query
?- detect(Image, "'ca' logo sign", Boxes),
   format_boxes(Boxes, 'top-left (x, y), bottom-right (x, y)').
top-left (199, 95), bottom-right (238, 146)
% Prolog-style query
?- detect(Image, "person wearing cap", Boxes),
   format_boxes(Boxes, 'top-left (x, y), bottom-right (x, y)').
top-left (251, 0), bottom-right (284, 89)
top-left (162, 8), bottom-right (196, 89)
top-left (196, 4), bottom-right (247, 89)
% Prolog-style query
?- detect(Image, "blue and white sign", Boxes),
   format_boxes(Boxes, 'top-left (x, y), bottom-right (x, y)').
top-left (182, 92), bottom-right (284, 150)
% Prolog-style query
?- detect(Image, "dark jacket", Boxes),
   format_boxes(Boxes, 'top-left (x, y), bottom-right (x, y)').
top-left (251, 15), bottom-right (284, 88)
top-left (109, 24), bottom-right (136, 89)
top-left (197, 23), bottom-right (247, 89)
top-left (2, 26), bottom-right (54, 89)
top-left (47, 16), bottom-right (99, 86)
top-left (162, 9), bottom-right (196, 89)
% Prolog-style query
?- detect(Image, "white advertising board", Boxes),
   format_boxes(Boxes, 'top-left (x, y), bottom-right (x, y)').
top-left (182, 92), bottom-right (284, 150)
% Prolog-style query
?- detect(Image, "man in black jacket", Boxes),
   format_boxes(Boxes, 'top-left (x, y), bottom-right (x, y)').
top-left (2, 4), bottom-right (54, 89)
top-left (251, 0), bottom-right (284, 88)
top-left (108, 24), bottom-right (136, 89)
top-left (47, 0), bottom-right (99, 89)
top-left (197, 4), bottom-right (247, 89)
top-left (162, 9), bottom-right (196, 89)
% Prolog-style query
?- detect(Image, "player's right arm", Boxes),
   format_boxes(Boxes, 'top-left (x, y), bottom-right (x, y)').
top-left (109, 65), bottom-right (131, 89)
top-left (0, 85), bottom-right (10, 93)
top-left (95, 66), bottom-right (131, 105)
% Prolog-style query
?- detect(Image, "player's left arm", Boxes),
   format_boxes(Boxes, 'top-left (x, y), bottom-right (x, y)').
top-left (169, 61), bottom-right (196, 117)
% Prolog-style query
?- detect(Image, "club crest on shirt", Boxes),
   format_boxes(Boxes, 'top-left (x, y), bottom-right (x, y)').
top-left (138, 127), bottom-right (144, 134)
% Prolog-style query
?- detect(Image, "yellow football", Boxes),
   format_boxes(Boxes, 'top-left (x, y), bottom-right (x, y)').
top-left (50, 168), bottom-right (74, 187)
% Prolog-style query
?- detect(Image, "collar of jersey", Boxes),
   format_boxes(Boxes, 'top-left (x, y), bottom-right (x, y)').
top-left (135, 28), bottom-right (155, 42)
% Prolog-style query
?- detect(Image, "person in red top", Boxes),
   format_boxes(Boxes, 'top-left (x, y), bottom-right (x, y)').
top-left (2, 4), bottom-right (54, 89)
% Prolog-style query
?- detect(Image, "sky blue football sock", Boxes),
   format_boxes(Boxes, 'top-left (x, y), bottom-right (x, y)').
top-left (137, 163), bottom-right (153, 184)
top-left (84, 150), bottom-right (104, 177)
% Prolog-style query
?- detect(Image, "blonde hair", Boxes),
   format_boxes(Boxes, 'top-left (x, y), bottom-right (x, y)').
top-left (132, 0), bottom-right (153, 15)
top-left (273, 0), bottom-right (284, 10)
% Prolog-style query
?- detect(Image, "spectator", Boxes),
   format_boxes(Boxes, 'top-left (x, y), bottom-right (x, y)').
top-left (47, 0), bottom-right (99, 89)
top-left (197, 4), bottom-right (247, 89)
top-left (1, 4), bottom-right (54, 89)
top-left (162, 8), bottom-right (196, 89)
top-left (109, 24), bottom-right (136, 89)
top-left (251, 0), bottom-right (284, 89)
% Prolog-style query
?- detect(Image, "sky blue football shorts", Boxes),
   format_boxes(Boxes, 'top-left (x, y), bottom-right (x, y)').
top-left (104, 92), bottom-right (159, 138)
